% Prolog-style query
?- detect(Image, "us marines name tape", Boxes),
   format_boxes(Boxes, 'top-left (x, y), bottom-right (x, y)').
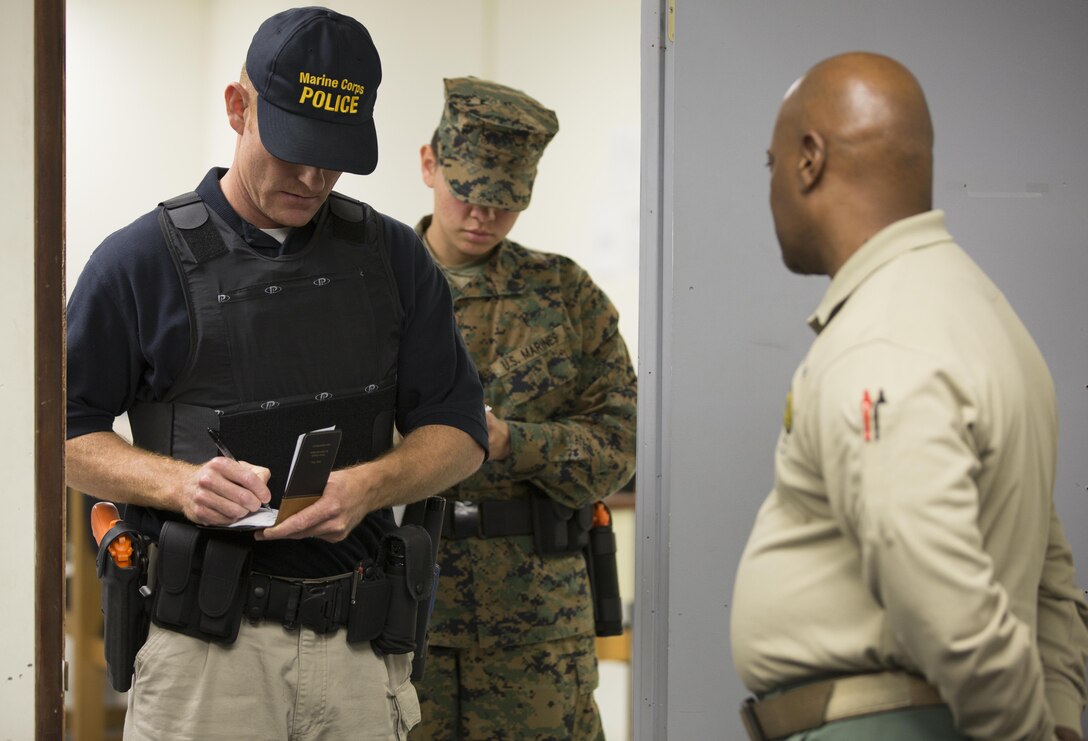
top-left (495, 331), bottom-right (562, 373)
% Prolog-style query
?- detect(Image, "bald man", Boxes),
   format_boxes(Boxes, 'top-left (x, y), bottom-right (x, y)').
top-left (731, 52), bottom-right (1088, 741)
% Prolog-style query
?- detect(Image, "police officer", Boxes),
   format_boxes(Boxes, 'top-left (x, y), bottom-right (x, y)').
top-left (731, 52), bottom-right (1088, 740)
top-left (410, 78), bottom-right (637, 739)
top-left (66, 8), bottom-right (487, 740)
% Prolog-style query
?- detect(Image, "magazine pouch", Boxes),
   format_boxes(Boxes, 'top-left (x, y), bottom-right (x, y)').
top-left (152, 521), bottom-right (251, 644)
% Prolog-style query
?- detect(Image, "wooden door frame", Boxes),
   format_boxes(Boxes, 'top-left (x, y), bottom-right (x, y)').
top-left (36, 0), bottom-right (66, 736)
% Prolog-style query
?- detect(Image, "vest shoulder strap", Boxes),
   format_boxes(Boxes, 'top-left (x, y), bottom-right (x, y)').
top-left (328, 191), bottom-right (365, 222)
top-left (160, 191), bottom-right (227, 263)
top-left (328, 191), bottom-right (381, 244)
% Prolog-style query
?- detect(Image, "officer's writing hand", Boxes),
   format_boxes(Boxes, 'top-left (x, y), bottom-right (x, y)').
top-left (180, 457), bottom-right (271, 526)
top-left (486, 408), bottom-right (511, 461)
top-left (255, 467), bottom-right (366, 543)
top-left (1056, 727), bottom-right (1084, 741)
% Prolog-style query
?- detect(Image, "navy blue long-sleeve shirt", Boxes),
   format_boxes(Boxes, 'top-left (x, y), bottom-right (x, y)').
top-left (67, 168), bottom-right (487, 574)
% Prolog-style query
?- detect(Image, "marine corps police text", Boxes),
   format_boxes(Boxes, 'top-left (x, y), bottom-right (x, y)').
top-left (298, 71), bottom-right (365, 114)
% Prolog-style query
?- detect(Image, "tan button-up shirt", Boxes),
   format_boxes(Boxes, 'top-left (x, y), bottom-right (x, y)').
top-left (731, 211), bottom-right (1088, 739)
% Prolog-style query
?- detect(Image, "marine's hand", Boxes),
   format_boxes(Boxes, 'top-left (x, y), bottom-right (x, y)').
top-left (1056, 727), bottom-right (1084, 741)
top-left (486, 409), bottom-right (511, 461)
top-left (180, 457), bottom-right (271, 526)
top-left (255, 467), bottom-right (367, 543)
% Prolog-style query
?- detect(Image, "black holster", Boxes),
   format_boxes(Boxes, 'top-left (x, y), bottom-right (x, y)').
top-left (94, 520), bottom-right (153, 692)
top-left (530, 493), bottom-right (622, 635)
top-left (584, 503), bottom-right (624, 637)
top-left (371, 522), bottom-right (435, 669)
top-left (401, 496), bottom-right (446, 680)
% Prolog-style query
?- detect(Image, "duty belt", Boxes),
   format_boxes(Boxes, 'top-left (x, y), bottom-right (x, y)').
top-left (442, 500), bottom-right (533, 540)
top-left (244, 572), bottom-right (353, 634)
top-left (740, 671), bottom-right (945, 741)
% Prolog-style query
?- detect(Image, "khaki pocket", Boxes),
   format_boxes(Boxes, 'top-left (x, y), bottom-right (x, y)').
top-left (386, 653), bottom-right (420, 740)
top-left (131, 622), bottom-right (169, 679)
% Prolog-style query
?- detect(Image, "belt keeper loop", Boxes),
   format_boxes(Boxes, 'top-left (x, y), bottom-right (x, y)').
top-left (282, 582), bottom-right (302, 631)
top-left (245, 574), bottom-right (271, 625)
top-left (333, 580), bottom-right (346, 622)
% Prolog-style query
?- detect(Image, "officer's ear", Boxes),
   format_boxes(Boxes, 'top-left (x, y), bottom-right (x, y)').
top-left (225, 82), bottom-right (249, 136)
top-left (798, 130), bottom-right (826, 192)
top-left (420, 144), bottom-right (439, 188)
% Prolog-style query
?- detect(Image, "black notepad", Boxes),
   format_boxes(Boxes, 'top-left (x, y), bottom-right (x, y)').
top-left (275, 426), bottom-right (343, 523)
top-left (224, 425), bottom-right (342, 530)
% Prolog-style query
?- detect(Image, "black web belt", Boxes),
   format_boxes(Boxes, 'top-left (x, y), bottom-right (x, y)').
top-left (244, 572), bottom-right (353, 634)
top-left (442, 500), bottom-right (533, 540)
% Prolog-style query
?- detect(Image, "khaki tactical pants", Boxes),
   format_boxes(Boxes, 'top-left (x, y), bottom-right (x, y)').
top-left (124, 621), bottom-right (419, 740)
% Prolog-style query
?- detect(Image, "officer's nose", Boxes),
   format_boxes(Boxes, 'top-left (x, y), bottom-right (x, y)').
top-left (296, 166), bottom-right (329, 194)
top-left (470, 204), bottom-right (496, 222)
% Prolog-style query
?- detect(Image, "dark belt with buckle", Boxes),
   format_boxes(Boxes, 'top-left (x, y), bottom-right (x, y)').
top-left (243, 572), bottom-right (353, 634)
top-left (740, 671), bottom-right (945, 741)
top-left (442, 499), bottom-right (534, 540)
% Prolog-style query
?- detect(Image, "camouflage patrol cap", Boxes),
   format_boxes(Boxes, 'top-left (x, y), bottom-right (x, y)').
top-left (436, 77), bottom-right (559, 212)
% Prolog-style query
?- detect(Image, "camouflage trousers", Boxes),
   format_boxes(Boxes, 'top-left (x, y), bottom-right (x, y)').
top-left (410, 633), bottom-right (604, 741)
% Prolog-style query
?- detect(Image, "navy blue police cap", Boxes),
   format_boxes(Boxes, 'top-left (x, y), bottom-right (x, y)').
top-left (245, 6), bottom-right (381, 175)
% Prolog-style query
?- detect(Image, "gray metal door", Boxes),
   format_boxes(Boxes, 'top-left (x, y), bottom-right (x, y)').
top-left (637, 1), bottom-right (1088, 738)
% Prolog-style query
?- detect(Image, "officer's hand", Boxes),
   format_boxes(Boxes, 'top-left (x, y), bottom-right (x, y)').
top-left (254, 467), bottom-right (366, 543)
top-left (1055, 727), bottom-right (1084, 741)
top-left (486, 409), bottom-right (511, 461)
top-left (180, 457), bottom-right (271, 526)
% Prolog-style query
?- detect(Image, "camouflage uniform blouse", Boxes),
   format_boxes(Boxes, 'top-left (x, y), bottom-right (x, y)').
top-left (416, 217), bottom-right (637, 648)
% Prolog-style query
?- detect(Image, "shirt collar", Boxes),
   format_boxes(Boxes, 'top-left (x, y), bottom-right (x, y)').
top-left (807, 210), bottom-right (953, 333)
top-left (414, 215), bottom-right (525, 298)
top-left (196, 167), bottom-right (319, 256)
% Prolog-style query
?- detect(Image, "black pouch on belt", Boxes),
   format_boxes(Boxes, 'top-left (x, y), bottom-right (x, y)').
top-left (95, 520), bottom-right (152, 692)
top-left (372, 525), bottom-right (434, 655)
top-left (401, 496), bottom-right (446, 680)
top-left (530, 490), bottom-right (594, 556)
top-left (152, 521), bottom-right (251, 643)
top-left (346, 559), bottom-right (391, 645)
top-left (584, 502), bottom-right (624, 636)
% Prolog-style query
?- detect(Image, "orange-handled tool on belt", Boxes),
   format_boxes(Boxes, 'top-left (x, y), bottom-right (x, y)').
top-left (592, 501), bottom-right (611, 528)
top-left (89, 499), bottom-right (151, 693)
top-left (92, 501), bottom-right (133, 568)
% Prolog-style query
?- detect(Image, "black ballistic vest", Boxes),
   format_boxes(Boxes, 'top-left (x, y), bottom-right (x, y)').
top-left (127, 191), bottom-right (403, 576)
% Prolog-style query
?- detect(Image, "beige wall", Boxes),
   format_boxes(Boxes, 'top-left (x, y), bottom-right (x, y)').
top-left (0, 0), bottom-right (40, 736)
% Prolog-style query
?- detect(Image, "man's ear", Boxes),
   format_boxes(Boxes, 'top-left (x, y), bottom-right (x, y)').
top-left (420, 144), bottom-right (438, 188)
top-left (225, 82), bottom-right (249, 136)
top-left (798, 131), bottom-right (826, 192)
